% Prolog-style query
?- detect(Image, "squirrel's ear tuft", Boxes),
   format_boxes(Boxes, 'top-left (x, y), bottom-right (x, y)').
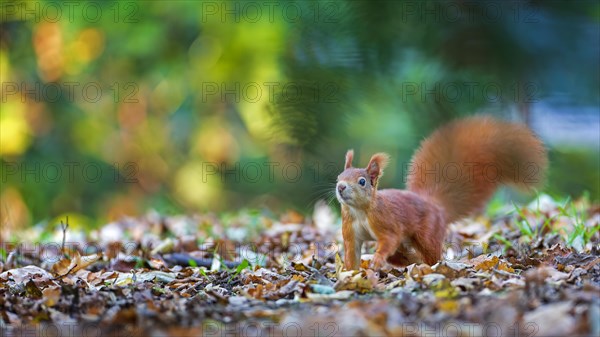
top-left (366, 153), bottom-right (390, 185)
top-left (344, 149), bottom-right (354, 169)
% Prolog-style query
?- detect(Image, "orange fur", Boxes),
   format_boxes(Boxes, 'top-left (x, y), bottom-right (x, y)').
top-left (337, 116), bottom-right (548, 270)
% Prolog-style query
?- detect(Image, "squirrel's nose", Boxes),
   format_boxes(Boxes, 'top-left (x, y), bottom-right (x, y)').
top-left (337, 184), bottom-right (347, 193)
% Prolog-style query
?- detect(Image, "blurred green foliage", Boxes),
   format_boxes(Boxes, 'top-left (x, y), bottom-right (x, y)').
top-left (0, 0), bottom-right (598, 230)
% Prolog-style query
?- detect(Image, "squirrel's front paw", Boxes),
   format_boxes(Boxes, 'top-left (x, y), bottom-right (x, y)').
top-left (370, 254), bottom-right (385, 270)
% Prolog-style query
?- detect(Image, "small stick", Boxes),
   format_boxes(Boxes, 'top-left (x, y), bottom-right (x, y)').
top-left (60, 216), bottom-right (69, 254)
top-left (53, 264), bottom-right (78, 280)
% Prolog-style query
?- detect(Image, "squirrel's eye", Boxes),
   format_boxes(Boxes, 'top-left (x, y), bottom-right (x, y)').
top-left (358, 177), bottom-right (366, 186)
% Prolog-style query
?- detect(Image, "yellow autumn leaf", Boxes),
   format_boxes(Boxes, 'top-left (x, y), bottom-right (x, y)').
top-left (472, 255), bottom-right (499, 272)
top-left (437, 299), bottom-right (460, 314)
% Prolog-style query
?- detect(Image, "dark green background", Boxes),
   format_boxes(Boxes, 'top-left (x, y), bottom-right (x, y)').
top-left (1, 0), bottom-right (598, 229)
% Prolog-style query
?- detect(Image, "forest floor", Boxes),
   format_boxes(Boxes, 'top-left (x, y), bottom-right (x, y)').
top-left (1, 195), bottom-right (599, 337)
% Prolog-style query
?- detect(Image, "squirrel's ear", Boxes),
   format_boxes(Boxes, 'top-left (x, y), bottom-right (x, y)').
top-left (344, 149), bottom-right (354, 169)
top-left (366, 153), bottom-right (390, 186)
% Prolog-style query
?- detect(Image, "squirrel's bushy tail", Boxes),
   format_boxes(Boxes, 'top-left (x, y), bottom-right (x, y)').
top-left (407, 116), bottom-right (548, 223)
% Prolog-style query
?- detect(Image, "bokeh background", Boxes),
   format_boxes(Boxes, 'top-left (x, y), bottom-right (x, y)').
top-left (1, 0), bottom-right (599, 231)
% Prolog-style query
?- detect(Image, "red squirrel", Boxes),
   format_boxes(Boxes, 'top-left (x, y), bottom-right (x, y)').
top-left (336, 116), bottom-right (548, 270)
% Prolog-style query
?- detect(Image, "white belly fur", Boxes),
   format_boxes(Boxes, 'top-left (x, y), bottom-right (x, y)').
top-left (349, 207), bottom-right (376, 241)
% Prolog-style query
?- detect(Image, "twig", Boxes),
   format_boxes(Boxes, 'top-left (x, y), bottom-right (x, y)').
top-left (60, 216), bottom-right (69, 254)
top-left (53, 264), bottom-right (78, 280)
